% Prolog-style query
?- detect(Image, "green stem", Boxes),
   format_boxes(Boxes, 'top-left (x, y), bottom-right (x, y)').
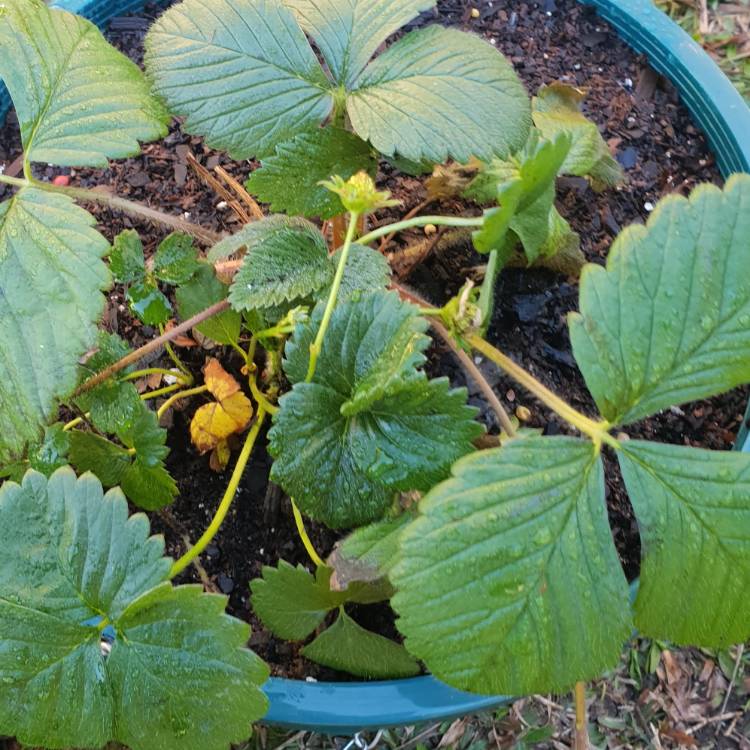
top-left (156, 384), bottom-right (209, 420)
top-left (141, 383), bottom-right (182, 401)
top-left (305, 211), bottom-right (359, 382)
top-left (358, 215), bottom-right (482, 246)
top-left (121, 367), bottom-right (191, 384)
top-left (248, 376), bottom-right (279, 415)
top-left (292, 500), bottom-right (325, 568)
top-left (478, 249), bottom-right (502, 332)
top-left (160, 330), bottom-right (192, 378)
top-left (466, 333), bottom-right (619, 450)
top-left (169, 406), bottom-right (267, 578)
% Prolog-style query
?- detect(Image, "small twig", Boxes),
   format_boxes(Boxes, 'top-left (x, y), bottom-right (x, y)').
top-left (74, 300), bottom-right (230, 396)
top-left (685, 711), bottom-right (741, 734)
top-left (187, 152), bottom-right (251, 224)
top-left (214, 165), bottom-right (264, 220)
top-left (390, 279), bottom-right (517, 437)
top-left (719, 643), bottom-right (744, 717)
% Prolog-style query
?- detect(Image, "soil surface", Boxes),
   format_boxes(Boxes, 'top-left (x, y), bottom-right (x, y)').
top-left (1, 0), bottom-right (747, 680)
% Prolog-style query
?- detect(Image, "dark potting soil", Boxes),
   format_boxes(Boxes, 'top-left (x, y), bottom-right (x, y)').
top-left (1, 0), bottom-right (747, 680)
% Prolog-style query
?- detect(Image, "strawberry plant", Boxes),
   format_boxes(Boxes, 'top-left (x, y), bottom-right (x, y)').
top-left (1, 0), bottom-right (749, 748)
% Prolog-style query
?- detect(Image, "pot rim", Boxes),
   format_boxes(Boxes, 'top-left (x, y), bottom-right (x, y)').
top-left (1, 0), bottom-right (749, 735)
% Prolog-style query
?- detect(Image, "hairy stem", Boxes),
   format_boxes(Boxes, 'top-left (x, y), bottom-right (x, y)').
top-left (169, 406), bottom-right (267, 578)
top-left (0, 173), bottom-right (222, 245)
top-left (74, 300), bottom-right (230, 396)
top-left (292, 501), bottom-right (325, 568)
top-left (306, 211), bottom-right (360, 382)
top-left (141, 383), bottom-right (182, 400)
top-left (466, 334), bottom-right (619, 449)
top-left (358, 214), bottom-right (483, 246)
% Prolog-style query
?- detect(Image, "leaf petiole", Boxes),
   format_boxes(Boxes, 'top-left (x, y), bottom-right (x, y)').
top-left (357, 214), bottom-right (483, 246)
top-left (169, 406), bottom-right (268, 578)
top-left (306, 211), bottom-right (360, 382)
top-left (121, 367), bottom-right (192, 385)
top-left (466, 333), bottom-right (620, 450)
top-left (292, 500), bottom-right (325, 568)
top-left (156, 384), bottom-right (209, 420)
top-left (140, 383), bottom-right (183, 401)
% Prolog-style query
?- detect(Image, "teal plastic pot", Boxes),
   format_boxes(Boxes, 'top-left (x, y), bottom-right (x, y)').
top-left (2, 0), bottom-right (750, 735)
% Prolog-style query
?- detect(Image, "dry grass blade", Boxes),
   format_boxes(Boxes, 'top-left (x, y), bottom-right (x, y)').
top-left (215, 164), bottom-right (264, 220)
top-left (187, 151), bottom-right (252, 224)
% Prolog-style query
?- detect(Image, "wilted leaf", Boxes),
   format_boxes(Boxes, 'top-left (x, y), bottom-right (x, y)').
top-left (190, 359), bottom-right (252, 455)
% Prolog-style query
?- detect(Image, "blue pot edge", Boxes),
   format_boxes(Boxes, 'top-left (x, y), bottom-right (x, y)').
top-left (0, 0), bottom-right (749, 735)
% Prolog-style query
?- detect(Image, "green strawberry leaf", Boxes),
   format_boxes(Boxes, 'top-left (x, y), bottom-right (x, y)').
top-left (270, 291), bottom-right (482, 527)
top-left (69, 406), bottom-right (177, 509)
top-left (153, 232), bottom-right (202, 285)
top-left (128, 279), bottom-right (172, 327)
top-left (0, 0), bottom-right (168, 167)
top-left (338, 512), bottom-right (414, 578)
top-left (251, 561), bottom-right (343, 640)
top-left (472, 132), bottom-right (571, 259)
top-left (227, 216), bottom-right (333, 310)
top-left (0, 188), bottom-right (110, 463)
top-left (145, 0), bottom-right (333, 160)
top-left (532, 83), bottom-right (623, 188)
top-left (302, 610), bottom-right (420, 679)
top-left (111, 229), bottom-right (147, 284)
top-left (391, 436), bottom-right (632, 694)
top-left (74, 332), bottom-right (143, 435)
top-left (324, 243), bottom-right (391, 302)
top-left (28, 424), bottom-right (71, 477)
top-left (0, 469), bottom-right (268, 750)
top-left (245, 127), bottom-right (377, 219)
top-left (176, 264), bottom-right (242, 345)
top-left (283, 0), bottom-right (434, 87)
top-left (619, 440), bottom-right (750, 647)
top-left (68, 430), bottom-right (133, 485)
top-left (570, 175), bottom-right (750, 426)
top-left (347, 26), bottom-right (530, 163)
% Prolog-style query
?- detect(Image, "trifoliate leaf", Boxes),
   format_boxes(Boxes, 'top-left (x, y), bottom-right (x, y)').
top-left (570, 175), bottom-right (750, 426)
top-left (391, 436), bottom-right (632, 695)
top-left (69, 406), bottom-right (177, 509)
top-left (145, 0), bottom-right (333, 159)
top-left (111, 229), bottom-right (146, 284)
top-left (0, 0), bottom-right (168, 166)
top-left (283, 0), bottom-right (435, 87)
top-left (251, 561), bottom-right (343, 640)
top-left (128, 279), bottom-right (173, 327)
top-left (74, 332), bottom-right (143, 435)
top-left (532, 83), bottom-right (624, 187)
top-left (302, 610), bottom-right (420, 678)
top-left (0, 469), bottom-right (268, 750)
top-left (0, 188), bottom-right (110, 463)
top-left (347, 26), bottom-right (530, 163)
top-left (324, 243), bottom-right (391, 303)
top-left (109, 583), bottom-right (269, 750)
top-left (227, 216), bottom-right (333, 310)
top-left (245, 127), bottom-right (377, 219)
top-left (270, 292), bottom-right (482, 527)
top-left (619, 440), bottom-right (750, 647)
top-left (190, 359), bottom-right (253, 456)
top-left (176, 264), bottom-right (242, 345)
top-left (153, 232), bottom-right (201, 285)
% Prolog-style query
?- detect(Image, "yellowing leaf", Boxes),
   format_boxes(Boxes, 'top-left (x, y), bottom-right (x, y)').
top-left (190, 359), bottom-right (252, 456)
top-left (204, 358), bottom-right (242, 402)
